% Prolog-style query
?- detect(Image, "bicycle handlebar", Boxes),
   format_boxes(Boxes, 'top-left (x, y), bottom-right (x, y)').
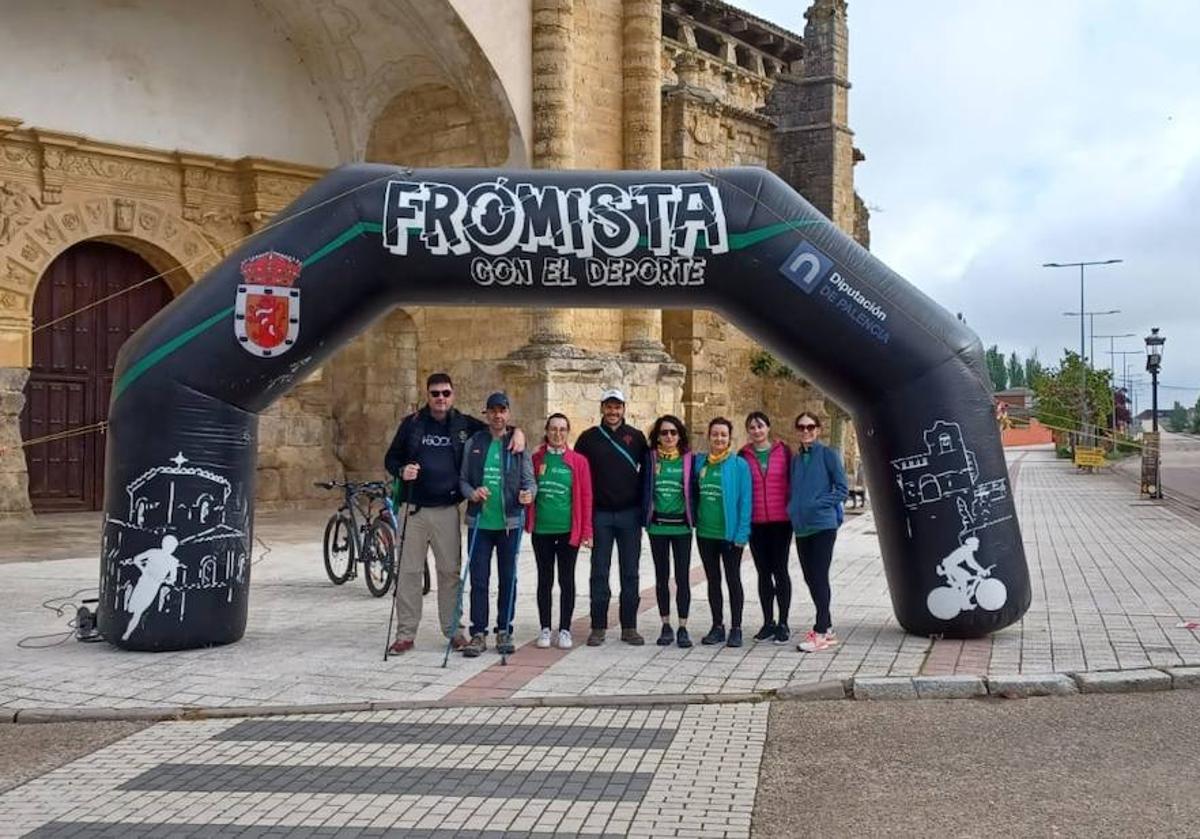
top-left (314, 479), bottom-right (392, 498)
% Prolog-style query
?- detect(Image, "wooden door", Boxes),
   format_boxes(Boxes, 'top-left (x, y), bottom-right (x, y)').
top-left (21, 242), bottom-right (172, 512)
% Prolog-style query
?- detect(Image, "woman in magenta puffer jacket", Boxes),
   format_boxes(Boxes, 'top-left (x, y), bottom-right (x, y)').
top-left (739, 411), bottom-right (793, 645)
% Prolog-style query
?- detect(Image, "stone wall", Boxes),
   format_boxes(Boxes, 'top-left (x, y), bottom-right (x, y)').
top-left (0, 368), bottom-right (30, 517)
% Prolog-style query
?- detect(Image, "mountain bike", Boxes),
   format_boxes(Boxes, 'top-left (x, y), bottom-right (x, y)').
top-left (315, 480), bottom-right (429, 597)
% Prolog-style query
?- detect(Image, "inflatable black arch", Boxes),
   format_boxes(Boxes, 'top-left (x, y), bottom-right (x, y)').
top-left (99, 165), bottom-right (1030, 650)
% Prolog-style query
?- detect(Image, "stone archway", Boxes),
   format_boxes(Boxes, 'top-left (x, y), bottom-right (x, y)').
top-left (0, 198), bottom-right (213, 515)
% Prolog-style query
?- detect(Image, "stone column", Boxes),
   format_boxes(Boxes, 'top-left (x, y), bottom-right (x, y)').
top-left (620, 0), bottom-right (666, 358)
top-left (531, 0), bottom-right (577, 348)
top-left (0, 367), bottom-right (32, 517)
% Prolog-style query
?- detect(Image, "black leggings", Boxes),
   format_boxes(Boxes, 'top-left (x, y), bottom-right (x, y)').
top-left (532, 532), bottom-right (578, 631)
top-left (697, 537), bottom-right (744, 629)
top-left (749, 522), bottom-right (793, 627)
top-left (796, 529), bottom-right (837, 633)
top-left (649, 533), bottom-right (692, 620)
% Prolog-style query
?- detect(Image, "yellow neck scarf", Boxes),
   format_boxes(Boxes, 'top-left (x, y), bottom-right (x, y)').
top-left (657, 444), bottom-right (680, 460)
top-left (707, 448), bottom-right (733, 467)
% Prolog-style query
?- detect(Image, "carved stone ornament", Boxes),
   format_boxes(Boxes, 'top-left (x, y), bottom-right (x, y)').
top-left (0, 181), bottom-right (41, 246)
top-left (114, 198), bottom-right (135, 232)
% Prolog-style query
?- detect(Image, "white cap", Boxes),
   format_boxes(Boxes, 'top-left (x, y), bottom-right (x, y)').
top-left (600, 387), bottom-right (626, 404)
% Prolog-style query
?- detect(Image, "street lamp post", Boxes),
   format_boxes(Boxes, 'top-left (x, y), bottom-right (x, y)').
top-left (1044, 259), bottom-right (1123, 446)
top-left (1111, 348), bottom-right (1142, 434)
top-left (1096, 333), bottom-right (1136, 435)
top-left (1144, 327), bottom-right (1166, 499)
top-left (1061, 310), bottom-right (1121, 368)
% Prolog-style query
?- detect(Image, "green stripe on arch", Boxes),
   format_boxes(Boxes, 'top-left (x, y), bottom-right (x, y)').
top-left (728, 219), bottom-right (823, 250)
top-left (114, 220), bottom-right (384, 400)
top-left (112, 217), bottom-right (810, 400)
top-left (113, 306), bottom-right (234, 399)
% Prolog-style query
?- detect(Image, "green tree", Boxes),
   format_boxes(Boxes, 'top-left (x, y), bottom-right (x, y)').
top-left (1007, 351), bottom-right (1026, 388)
top-left (1025, 350), bottom-right (1044, 387)
top-left (1191, 396), bottom-right (1200, 434)
top-left (1032, 350), bottom-right (1115, 436)
top-left (985, 345), bottom-right (1007, 391)
top-left (1168, 401), bottom-right (1188, 432)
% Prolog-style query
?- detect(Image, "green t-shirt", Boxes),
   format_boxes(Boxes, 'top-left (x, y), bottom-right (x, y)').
top-left (696, 457), bottom-right (726, 540)
top-left (648, 456), bottom-right (690, 536)
top-left (795, 449), bottom-right (819, 538)
top-left (534, 451), bottom-right (572, 534)
top-left (754, 447), bottom-right (770, 472)
top-left (479, 438), bottom-right (506, 530)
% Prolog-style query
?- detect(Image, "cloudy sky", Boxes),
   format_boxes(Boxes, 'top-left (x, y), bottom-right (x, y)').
top-left (739, 0), bottom-right (1200, 415)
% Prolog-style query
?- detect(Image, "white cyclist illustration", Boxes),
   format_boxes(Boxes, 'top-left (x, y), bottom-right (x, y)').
top-left (927, 536), bottom-right (1008, 620)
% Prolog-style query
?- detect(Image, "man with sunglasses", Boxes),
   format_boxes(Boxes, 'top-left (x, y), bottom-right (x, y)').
top-left (384, 373), bottom-right (525, 654)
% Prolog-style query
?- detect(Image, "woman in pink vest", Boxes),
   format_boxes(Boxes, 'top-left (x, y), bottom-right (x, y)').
top-left (740, 411), bottom-right (793, 644)
top-left (526, 413), bottom-right (594, 649)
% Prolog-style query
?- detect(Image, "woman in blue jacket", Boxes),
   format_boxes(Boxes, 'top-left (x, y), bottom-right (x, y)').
top-left (692, 417), bottom-right (752, 647)
top-left (787, 411), bottom-right (849, 653)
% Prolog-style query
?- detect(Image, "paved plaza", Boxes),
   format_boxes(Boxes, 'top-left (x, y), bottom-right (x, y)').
top-left (1, 445), bottom-right (1199, 714)
top-left (0, 703), bottom-right (766, 838)
top-left (2, 444), bottom-right (1200, 836)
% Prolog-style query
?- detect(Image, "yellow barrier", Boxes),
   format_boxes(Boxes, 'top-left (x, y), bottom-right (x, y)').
top-left (1074, 446), bottom-right (1108, 470)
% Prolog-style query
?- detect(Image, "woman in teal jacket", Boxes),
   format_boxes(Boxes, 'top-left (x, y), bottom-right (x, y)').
top-left (691, 417), bottom-right (752, 647)
top-left (786, 411), bottom-right (848, 653)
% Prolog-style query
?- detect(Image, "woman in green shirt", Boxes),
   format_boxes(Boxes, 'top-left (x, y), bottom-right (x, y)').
top-left (527, 414), bottom-right (594, 650)
top-left (643, 415), bottom-right (696, 648)
top-left (692, 417), bottom-right (753, 648)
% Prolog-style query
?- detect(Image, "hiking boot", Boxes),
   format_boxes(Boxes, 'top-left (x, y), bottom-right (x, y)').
top-left (726, 627), bottom-right (743, 648)
top-left (587, 628), bottom-right (606, 646)
top-left (536, 628), bottom-right (552, 649)
top-left (773, 625), bottom-right (791, 645)
top-left (449, 633), bottom-right (470, 651)
top-left (462, 633), bottom-right (486, 658)
top-left (621, 628), bottom-right (645, 646)
top-left (496, 632), bottom-right (516, 655)
top-left (656, 624), bottom-right (675, 646)
top-left (557, 629), bottom-right (573, 649)
top-left (796, 630), bottom-right (837, 653)
top-left (753, 624), bottom-right (777, 642)
top-left (701, 625), bottom-right (726, 646)
top-left (676, 627), bottom-right (693, 648)
top-left (388, 639), bottom-right (414, 655)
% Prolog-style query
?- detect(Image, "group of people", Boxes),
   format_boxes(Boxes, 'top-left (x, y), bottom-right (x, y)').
top-left (383, 373), bottom-right (848, 659)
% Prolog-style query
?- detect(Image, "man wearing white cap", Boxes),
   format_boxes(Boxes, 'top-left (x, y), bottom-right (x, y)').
top-left (574, 387), bottom-right (649, 645)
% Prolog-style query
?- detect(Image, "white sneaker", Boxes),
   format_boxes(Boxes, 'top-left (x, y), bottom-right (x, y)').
top-left (557, 629), bottom-right (573, 649)
top-left (537, 628), bottom-right (552, 649)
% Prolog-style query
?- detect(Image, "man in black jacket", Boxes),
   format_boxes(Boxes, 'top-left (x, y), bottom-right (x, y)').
top-left (384, 373), bottom-right (524, 654)
top-left (574, 388), bottom-right (648, 646)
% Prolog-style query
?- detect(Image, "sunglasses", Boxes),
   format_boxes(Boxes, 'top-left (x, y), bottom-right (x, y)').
top-left (429, 389), bottom-right (453, 398)
top-left (795, 423), bottom-right (818, 431)
top-left (659, 429), bottom-right (679, 437)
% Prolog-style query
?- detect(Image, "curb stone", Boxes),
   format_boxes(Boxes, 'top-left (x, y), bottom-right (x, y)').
top-left (1164, 666), bottom-right (1200, 689)
top-left (913, 675), bottom-right (986, 699)
top-left (4, 666), bottom-right (1199, 723)
top-left (986, 674), bottom-right (1078, 698)
top-left (775, 680), bottom-right (849, 701)
top-left (1073, 668), bottom-right (1171, 694)
top-left (851, 677), bottom-right (917, 701)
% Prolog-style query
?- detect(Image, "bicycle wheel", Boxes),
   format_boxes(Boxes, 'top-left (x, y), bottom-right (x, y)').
top-left (364, 519), bottom-right (396, 597)
top-left (323, 513), bottom-right (355, 584)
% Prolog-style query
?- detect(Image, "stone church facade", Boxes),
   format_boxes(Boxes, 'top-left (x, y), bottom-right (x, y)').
top-left (0, 0), bottom-right (867, 516)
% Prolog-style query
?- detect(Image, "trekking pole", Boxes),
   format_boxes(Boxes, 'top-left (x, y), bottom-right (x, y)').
top-left (442, 518), bottom-right (479, 668)
top-left (499, 510), bottom-right (526, 667)
top-left (383, 484), bottom-right (413, 662)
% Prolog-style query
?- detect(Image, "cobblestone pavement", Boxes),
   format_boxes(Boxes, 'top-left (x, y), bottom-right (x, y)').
top-left (1, 446), bottom-right (1198, 713)
top-left (0, 703), bottom-right (767, 838)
